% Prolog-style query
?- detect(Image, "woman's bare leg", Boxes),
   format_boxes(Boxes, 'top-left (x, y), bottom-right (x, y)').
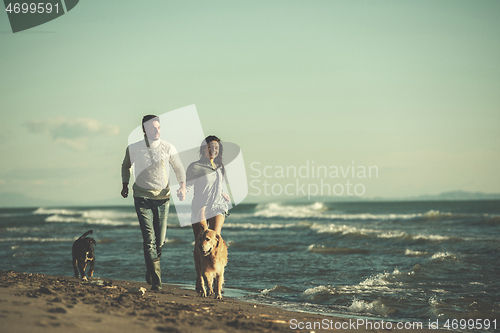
top-left (192, 206), bottom-right (207, 240)
top-left (208, 214), bottom-right (225, 235)
top-left (192, 222), bottom-right (204, 240)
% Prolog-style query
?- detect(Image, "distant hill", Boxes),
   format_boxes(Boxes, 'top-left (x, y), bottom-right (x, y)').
top-left (408, 190), bottom-right (500, 201)
top-left (282, 190), bottom-right (500, 203)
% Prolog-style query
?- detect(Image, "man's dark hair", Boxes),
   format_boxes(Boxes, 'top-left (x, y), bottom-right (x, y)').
top-left (142, 115), bottom-right (159, 131)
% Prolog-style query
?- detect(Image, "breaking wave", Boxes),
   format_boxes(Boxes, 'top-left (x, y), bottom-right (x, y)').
top-left (32, 207), bottom-right (137, 226)
top-left (404, 249), bottom-right (429, 257)
top-left (307, 244), bottom-right (369, 255)
top-left (262, 285), bottom-right (300, 295)
top-left (33, 207), bottom-right (82, 215)
top-left (254, 202), bottom-right (327, 218)
top-left (252, 203), bottom-right (495, 223)
top-left (348, 298), bottom-right (397, 316)
top-left (430, 252), bottom-right (457, 261)
top-left (44, 214), bottom-right (136, 226)
top-left (223, 222), bottom-right (297, 229)
top-left (0, 237), bottom-right (74, 242)
top-left (359, 269), bottom-right (402, 287)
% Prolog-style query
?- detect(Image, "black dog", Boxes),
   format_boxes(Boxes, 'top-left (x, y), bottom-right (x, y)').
top-left (72, 230), bottom-right (96, 281)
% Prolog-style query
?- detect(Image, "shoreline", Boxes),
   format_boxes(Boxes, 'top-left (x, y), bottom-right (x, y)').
top-left (0, 270), bottom-right (447, 332)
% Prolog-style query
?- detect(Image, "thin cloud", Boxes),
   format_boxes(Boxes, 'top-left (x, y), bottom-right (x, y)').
top-left (1, 166), bottom-right (84, 181)
top-left (25, 117), bottom-right (120, 150)
top-left (0, 130), bottom-right (14, 145)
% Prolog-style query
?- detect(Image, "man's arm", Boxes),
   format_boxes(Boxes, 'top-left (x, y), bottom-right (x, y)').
top-left (121, 147), bottom-right (131, 198)
top-left (168, 145), bottom-right (187, 201)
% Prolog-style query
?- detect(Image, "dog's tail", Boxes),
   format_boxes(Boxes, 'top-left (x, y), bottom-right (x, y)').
top-left (78, 230), bottom-right (93, 240)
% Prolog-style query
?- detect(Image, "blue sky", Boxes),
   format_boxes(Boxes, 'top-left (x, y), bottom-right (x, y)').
top-left (0, 0), bottom-right (499, 205)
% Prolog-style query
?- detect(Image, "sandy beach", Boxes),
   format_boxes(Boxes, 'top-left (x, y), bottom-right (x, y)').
top-left (0, 270), bottom-right (449, 333)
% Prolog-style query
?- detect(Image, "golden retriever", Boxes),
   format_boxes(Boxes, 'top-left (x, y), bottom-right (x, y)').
top-left (193, 222), bottom-right (228, 299)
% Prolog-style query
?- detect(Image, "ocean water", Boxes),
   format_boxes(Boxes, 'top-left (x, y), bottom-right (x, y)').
top-left (1, 200), bottom-right (499, 328)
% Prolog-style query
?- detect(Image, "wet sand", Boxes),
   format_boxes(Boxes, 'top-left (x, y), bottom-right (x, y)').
top-left (0, 270), bottom-right (445, 333)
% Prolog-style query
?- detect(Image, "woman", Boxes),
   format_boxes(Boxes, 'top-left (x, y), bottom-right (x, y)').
top-left (187, 135), bottom-right (230, 239)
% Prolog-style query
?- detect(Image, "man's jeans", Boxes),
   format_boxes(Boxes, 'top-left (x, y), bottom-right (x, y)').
top-left (134, 197), bottom-right (170, 261)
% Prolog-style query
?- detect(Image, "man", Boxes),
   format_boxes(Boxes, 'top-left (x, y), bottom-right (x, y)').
top-left (121, 115), bottom-right (186, 290)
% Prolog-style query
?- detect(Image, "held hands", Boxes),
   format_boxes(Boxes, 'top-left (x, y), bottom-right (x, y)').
top-left (177, 183), bottom-right (187, 201)
top-left (122, 183), bottom-right (186, 200)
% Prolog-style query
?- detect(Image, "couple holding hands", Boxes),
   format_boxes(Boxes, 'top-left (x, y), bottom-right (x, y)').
top-left (121, 115), bottom-right (230, 291)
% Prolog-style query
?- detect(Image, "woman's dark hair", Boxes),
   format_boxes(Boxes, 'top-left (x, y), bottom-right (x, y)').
top-left (200, 135), bottom-right (225, 175)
